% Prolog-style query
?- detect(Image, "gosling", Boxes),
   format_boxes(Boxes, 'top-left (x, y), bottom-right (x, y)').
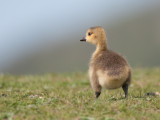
top-left (80, 26), bottom-right (131, 99)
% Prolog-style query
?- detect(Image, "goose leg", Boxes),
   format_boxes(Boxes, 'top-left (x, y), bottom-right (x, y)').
top-left (95, 92), bottom-right (101, 98)
top-left (122, 83), bottom-right (128, 99)
top-left (90, 71), bottom-right (102, 99)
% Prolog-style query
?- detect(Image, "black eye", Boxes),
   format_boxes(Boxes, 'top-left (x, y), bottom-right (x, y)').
top-left (88, 32), bottom-right (92, 36)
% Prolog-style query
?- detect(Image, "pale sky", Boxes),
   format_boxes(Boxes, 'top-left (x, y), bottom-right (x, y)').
top-left (0, 0), bottom-right (159, 70)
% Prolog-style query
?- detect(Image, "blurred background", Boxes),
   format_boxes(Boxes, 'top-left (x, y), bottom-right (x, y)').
top-left (0, 0), bottom-right (160, 74)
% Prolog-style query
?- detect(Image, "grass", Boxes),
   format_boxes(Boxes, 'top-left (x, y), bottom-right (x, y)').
top-left (0, 68), bottom-right (160, 120)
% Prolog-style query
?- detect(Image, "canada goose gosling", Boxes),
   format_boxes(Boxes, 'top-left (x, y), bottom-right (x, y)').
top-left (80, 26), bottom-right (131, 99)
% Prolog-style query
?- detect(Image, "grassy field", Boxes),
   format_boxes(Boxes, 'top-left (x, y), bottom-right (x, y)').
top-left (0, 68), bottom-right (160, 120)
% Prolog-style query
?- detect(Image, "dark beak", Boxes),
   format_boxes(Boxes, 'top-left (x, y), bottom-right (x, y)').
top-left (80, 37), bottom-right (86, 42)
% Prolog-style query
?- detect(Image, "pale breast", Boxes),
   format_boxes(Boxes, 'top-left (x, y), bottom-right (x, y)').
top-left (96, 67), bottom-right (129, 89)
top-left (88, 66), bottom-right (94, 87)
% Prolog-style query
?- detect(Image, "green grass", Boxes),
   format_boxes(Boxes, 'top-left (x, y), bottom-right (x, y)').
top-left (0, 68), bottom-right (160, 120)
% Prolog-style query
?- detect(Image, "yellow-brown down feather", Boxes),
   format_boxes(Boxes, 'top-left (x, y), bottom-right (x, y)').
top-left (85, 26), bottom-right (131, 92)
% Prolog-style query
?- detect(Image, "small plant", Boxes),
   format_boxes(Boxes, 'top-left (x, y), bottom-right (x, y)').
top-left (0, 68), bottom-right (160, 120)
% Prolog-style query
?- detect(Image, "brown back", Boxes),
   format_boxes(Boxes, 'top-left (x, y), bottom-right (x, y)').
top-left (90, 50), bottom-right (128, 76)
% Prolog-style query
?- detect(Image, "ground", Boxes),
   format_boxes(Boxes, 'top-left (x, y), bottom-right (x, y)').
top-left (0, 68), bottom-right (160, 120)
